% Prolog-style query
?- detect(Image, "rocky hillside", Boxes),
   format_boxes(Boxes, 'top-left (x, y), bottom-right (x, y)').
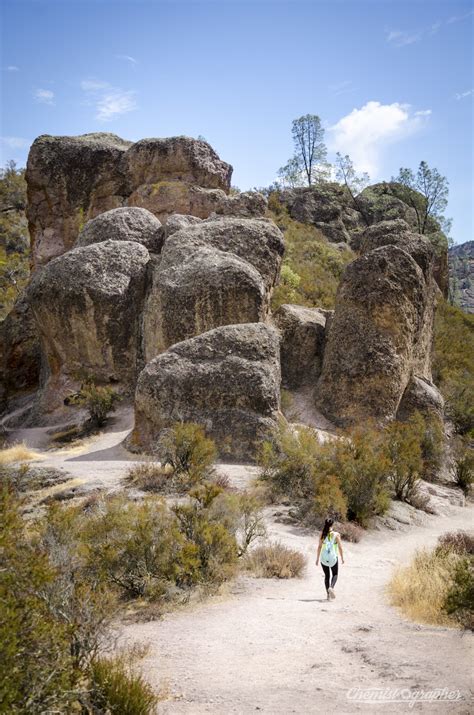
top-left (0, 132), bottom-right (464, 459)
top-left (449, 240), bottom-right (474, 313)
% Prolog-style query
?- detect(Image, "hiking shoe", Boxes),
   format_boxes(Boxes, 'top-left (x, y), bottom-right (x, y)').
top-left (328, 587), bottom-right (336, 600)
top-left (326, 590), bottom-right (331, 601)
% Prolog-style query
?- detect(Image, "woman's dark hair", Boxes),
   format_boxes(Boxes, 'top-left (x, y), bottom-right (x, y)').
top-left (321, 518), bottom-right (334, 540)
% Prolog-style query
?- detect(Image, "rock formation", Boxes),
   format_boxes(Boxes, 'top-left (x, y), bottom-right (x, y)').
top-left (277, 181), bottom-right (449, 296)
top-left (449, 240), bottom-right (474, 313)
top-left (396, 375), bottom-right (444, 422)
top-left (315, 244), bottom-right (431, 426)
top-left (130, 323), bottom-right (282, 460)
top-left (26, 133), bottom-right (268, 269)
top-left (0, 295), bottom-right (41, 411)
top-left (142, 217), bottom-right (284, 361)
top-left (76, 207), bottom-right (163, 253)
top-left (27, 240), bottom-right (150, 412)
top-left (273, 304), bottom-right (327, 389)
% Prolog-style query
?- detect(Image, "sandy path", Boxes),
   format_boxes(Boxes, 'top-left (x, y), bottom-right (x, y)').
top-left (122, 502), bottom-right (474, 715)
top-left (7, 410), bottom-right (474, 712)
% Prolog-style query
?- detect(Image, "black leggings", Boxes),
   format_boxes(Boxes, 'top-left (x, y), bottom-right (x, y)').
top-left (321, 560), bottom-right (338, 591)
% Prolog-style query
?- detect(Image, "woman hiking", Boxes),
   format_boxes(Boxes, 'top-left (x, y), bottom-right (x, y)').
top-left (316, 518), bottom-right (344, 600)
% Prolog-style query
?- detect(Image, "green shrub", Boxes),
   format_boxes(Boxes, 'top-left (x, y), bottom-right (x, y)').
top-left (244, 542), bottom-right (306, 579)
top-left (433, 300), bottom-right (474, 437)
top-left (437, 530), bottom-right (474, 556)
top-left (89, 655), bottom-right (158, 714)
top-left (268, 208), bottom-right (354, 311)
top-left (328, 424), bottom-right (391, 525)
top-left (126, 462), bottom-right (173, 493)
top-left (452, 440), bottom-right (473, 496)
top-left (442, 557), bottom-right (474, 630)
top-left (158, 422), bottom-right (217, 483)
top-left (173, 485), bottom-right (238, 585)
top-left (70, 381), bottom-right (121, 428)
top-left (0, 486), bottom-right (82, 712)
top-left (81, 496), bottom-right (195, 599)
top-left (385, 417), bottom-right (423, 501)
top-left (258, 422), bottom-right (388, 526)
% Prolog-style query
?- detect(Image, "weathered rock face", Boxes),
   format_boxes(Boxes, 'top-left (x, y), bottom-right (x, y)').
top-left (142, 217), bottom-right (284, 361)
top-left (277, 182), bottom-right (449, 297)
top-left (396, 376), bottom-right (444, 422)
top-left (131, 323), bottom-right (282, 460)
top-left (26, 133), bottom-right (132, 267)
top-left (315, 245), bottom-right (429, 426)
top-left (358, 220), bottom-right (437, 380)
top-left (76, 207), bottom-right (163, 253)
top-left (449, 240), bottom-right (474, 314)
top-left (0, 295), bottom-right (41, 410)
top-left (26, 133), bottom-right (268, 268)
top-left (27, 241), bottom-right (150, 412)
top-left (273, 304), bottom-right (327, 389)
top-left (278, 183), bottom-right (357, 244)
top-left (122, 137), bottom-right (232, 191)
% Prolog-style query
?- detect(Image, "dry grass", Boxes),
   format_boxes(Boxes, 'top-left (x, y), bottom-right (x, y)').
top-left (244, 541), bottom-right (306, 579)
top-left (387, 548), bottom-right (460, 627)
top-left (125, 462), bottom-right (174, 492)
top-left (0, 442), bottom-right (44, 465)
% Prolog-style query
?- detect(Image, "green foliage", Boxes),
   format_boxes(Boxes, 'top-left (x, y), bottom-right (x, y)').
top-left (244, 542), bottom-right (306, 579)
top-left (442, 557), bottom-right (474, 631)
top-left (158, 422), bottom-right (217, 483)
top-left (70, 381), bottom-right (121, 428)
top-left (278, 114), bottom-right (330, 187)
top-left (335, 153), bottom-right (370, 195)
top-left (81, 495), bottom-right (195, 598)
top-left (433, 300), bottom-right (474, 437)
top-left (173, 485), bottom-right (238, 585)
top-left (0, 486), bottom-right (83, 712)
top-left (392, 161), bottom-right (450, 240)
top-left (89, 655), bottom-right (159, 714)
top-left (385, 417), bottom-right (423, 501)
top-left (269, 206), bottom-right (354, 310)
top-left (0, 162), bottom-right (29, 319)
top-left (452, 439), bottom-right (473, 496)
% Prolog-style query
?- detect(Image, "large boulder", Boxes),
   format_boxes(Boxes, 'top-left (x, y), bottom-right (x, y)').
top-left (142, 217), bottom-right (284, 361)
top-left (126, 184), bottom-right (266, 222)
top-left (130, 323), bottom-right (282, 461)
top-left (273, 304), bottom-right (327, 389)
top-left (356, 183), bottom-right (419, 228)
top-left (27, 241), bottom-right (150, 413)
top-left (26, 134), bottom-right (238, 268)
top-left (122, 136), bottom-right (232, 191)
top-left (0, 295), bottom-right (41, 411)
top-left (76, 207), bottom-right (163, 253)
top-left (396, 376), bottom-right (445, 422)
top-left (357, 220), bottom-right (437, 380)
top-left (315, 245), bottom-right (429, 426)
top-left (278, 184), bottom-right (357, 244)
top-left (26, 133), bottom-right (132, 267)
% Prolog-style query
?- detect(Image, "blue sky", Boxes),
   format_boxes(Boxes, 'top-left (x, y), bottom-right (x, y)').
top-left (1, 0), bottom-right (473, 243)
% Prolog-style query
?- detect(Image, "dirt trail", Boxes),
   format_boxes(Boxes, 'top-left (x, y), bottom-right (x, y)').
top-left (7, 410), bottom-right (474, 713)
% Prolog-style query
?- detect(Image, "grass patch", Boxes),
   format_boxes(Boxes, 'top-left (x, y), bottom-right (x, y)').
top-left (388, 531), bottom-right (474, 629)
top-left (244, 542), bottom-right (306, 579)
top-left (0, 442), bottom-right (43, 465)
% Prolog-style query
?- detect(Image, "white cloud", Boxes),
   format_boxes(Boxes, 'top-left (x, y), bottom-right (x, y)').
top-left (80, 79), bottom-right (110, 91)
top-left (35, 88), bottom-right (55, 105)
top-left (329, 80), bottom-right (355, 97)
top-left (387, 9), bottom-right (473, 47)
top-left (328, 101), bottom-right (431, 177)
top-left (116, 54), bottom-right (138, 65)
top-left (0, 136), bottom-right (30, 149)
top-left (455, 89), bottom-right (473, 100)
top-left (7, 65), bottom-right (20, 71)
top-left (96, 90), bottom-right (137, 121)
top-left (387, 30), bottom-right (422, 47)
top-left (80, 79), bottom-right (138, 121)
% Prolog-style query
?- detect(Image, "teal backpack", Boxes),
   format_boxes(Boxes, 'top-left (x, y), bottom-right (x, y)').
top-left (320, 532), bottom-right (338, 567)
